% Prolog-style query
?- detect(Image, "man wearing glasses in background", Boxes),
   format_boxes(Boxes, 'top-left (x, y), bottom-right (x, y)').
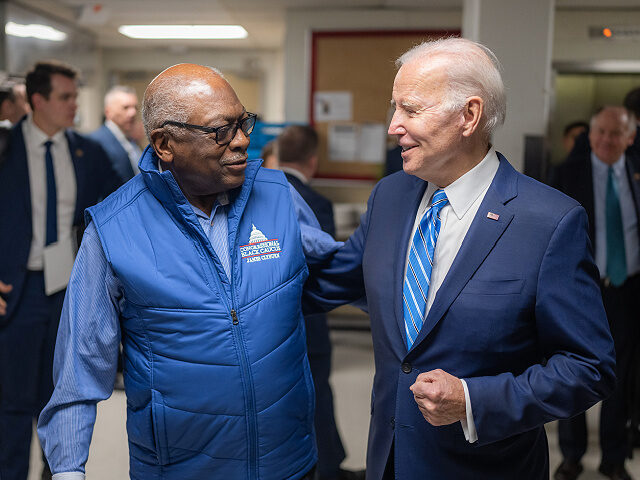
top-left (38, 63), bottom-right (338, 480)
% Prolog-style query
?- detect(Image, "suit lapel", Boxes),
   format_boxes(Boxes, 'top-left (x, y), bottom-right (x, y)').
top-left (578, 158), bottom-right (595, 244)
top-left (625, 153), bottom-right (640, 246)
top-left (393, 175), bottom-right (428, 349)
top-left (409, 154), bottom-right (517, 351)
top-left (66, 131), bottom-right (83, 224)
top-left (12, 122), bottom-right (31, 219)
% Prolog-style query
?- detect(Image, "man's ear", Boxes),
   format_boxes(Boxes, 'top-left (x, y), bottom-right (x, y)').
top-left (0, 99), bottom-right (10, 119)
top-left (628, 127), bottom-right (637, 147)
top-left (31, 92), bottom-right (45, 112)
top-left (462, 96), bottom-right (483, 137)
top-left (309, 153), bottom-right (318, 175)
top-left (150, 129), bottom-right (174, 164)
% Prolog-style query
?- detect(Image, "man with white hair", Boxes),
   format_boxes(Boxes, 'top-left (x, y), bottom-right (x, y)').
top-left (90, 85), bottom-right (142, 183)
top-left (304, 37), bottom-right (615, 479)
top-left (38, 64), bottom-right (337, 480)
top-left (553, 106), bottom-right (640, 480)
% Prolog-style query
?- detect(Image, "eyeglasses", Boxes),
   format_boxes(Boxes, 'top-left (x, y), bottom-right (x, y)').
top-left (160, 112), bottom-right (257, 145)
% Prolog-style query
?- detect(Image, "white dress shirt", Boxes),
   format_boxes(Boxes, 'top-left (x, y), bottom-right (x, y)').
top-left (24, 115), bottom-right (77, 270)
top-left (280, 165), bottom-right (309, 184)
top-left (405, 146), bottom-right (500, 443)
top-left (105, 119), bottom-right (141, 176)
top-left (591, 152), bottom-right (640, 279)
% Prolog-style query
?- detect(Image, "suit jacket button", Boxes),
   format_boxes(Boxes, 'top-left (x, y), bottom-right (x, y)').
top-left (390, 417), bottom-right (395, 429)
top-left (401, 362), bottom-right (412, 373)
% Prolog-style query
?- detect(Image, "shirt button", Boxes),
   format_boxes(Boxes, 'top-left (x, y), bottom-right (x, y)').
top-left (401, 363), bottom-right (412, 374)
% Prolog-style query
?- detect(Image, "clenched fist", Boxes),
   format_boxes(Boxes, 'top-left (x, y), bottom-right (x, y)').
top-left (409, 369), bottom-right (466, 426)
top-left (0, 280), bottom-right (12, 316)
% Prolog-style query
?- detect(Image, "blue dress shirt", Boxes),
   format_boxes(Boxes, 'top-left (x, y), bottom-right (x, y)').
top-left (38, 185), bottom-right (340, 479)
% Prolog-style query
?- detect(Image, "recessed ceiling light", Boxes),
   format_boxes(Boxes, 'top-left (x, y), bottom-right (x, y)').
top-left (118, 25), bottom-right (248, 40)
top-left (5, 21), bottom-right (67, 41)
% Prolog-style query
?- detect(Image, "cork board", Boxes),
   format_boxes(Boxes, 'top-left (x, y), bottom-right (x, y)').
top-left (311, 30), bottom-right (458, 180)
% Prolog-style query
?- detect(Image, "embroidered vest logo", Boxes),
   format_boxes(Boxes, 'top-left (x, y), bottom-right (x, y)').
top-left (240, 224), bottom-right (282, 264)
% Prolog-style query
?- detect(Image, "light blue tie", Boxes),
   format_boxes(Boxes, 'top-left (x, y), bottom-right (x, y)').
top-left (403, 189), bottom-right (448, 348)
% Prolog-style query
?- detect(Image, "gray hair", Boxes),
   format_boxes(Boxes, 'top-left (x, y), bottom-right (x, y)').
top-left (396, 37), bottom-right (506, 138)
top-left (104, 85), bottom-right (137, 109)
top-left (590, 106), bottom-right (636, 135)
top-left (141, 64), bottom-right (224, 141)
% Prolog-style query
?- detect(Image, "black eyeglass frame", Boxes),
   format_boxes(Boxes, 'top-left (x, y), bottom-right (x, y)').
top-left (160, 112), bottom-right (257, 145)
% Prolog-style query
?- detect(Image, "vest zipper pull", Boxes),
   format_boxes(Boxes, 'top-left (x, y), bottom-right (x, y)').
top-left (231, 309), bottom-right (239, 325)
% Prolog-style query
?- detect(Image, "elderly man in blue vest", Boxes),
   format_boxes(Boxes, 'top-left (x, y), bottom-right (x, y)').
top-left (38, 63), bottom-right (338, 480)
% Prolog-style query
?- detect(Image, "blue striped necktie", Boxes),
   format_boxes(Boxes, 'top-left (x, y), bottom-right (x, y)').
top-left (403, 189), bottom-right (448, 348)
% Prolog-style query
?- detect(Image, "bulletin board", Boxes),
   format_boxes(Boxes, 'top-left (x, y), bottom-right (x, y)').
top-left (311, 30), bottom-right (459, 180)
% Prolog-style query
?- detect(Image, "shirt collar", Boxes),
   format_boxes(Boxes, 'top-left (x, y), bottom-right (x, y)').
top-left (189, 192), bottom-right (230, 222)
top-left (425, 146), bottom-right (500, 220)
top-left (280, 166), bottom-right (308, 184)
top-left (105, 119), bottom-right (130, 143)
top-left (25, 113), bottom-right (66, 146)
top-left (591, 151), bottom-right (626, 176)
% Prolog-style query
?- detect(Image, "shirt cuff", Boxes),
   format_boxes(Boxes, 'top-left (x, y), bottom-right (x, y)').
top-left (53, 473), bottom-right (85, 480)
top-left (459, 379), bottom-right (478, 443)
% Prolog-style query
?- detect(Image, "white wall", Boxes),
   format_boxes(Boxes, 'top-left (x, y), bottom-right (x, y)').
top-left (464, 0), bottom-right (555, 172)
top-left (554, 9), bottom-right (640, 62)
top-left (100, 47), bottom-right (284, 122)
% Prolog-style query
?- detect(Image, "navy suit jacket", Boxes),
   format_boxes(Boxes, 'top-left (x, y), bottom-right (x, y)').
top-left (285, 171), bottom-right (335, 356)
top-left (0, 119), bottom-right (121, 325)
top-left (552, 143), bottom-right (640, 250)
top-left (89, 124), bottom-right (135, 183)
top-left (305, 153), bottom-right (616, 480)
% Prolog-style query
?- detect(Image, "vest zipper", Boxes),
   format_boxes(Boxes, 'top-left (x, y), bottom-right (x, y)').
top-left (229, 306), bottom-right (258, 479)
top-left (193, 238), bottom-right (258, 479)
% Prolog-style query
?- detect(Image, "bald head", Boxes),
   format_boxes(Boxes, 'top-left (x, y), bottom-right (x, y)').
top-left (142, 63), bottom-right (234, 141)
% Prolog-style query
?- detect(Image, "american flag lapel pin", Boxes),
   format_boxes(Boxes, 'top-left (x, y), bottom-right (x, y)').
top-left (487, 212), bottom-right (500, 221)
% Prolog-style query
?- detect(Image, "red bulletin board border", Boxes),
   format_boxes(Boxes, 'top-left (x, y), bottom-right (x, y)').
top-left (309, 29), bottom-right (461, 127)
top-left (309, 29), bottom-right (460, 180)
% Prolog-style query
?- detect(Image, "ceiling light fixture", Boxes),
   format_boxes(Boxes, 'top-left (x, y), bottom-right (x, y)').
top-left (118, 25), bottom-right (248, 40)
top-left (5, 21), bottom-right (67, 41)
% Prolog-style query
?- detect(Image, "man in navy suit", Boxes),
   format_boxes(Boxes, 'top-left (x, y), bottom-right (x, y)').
top-left (90, 85), bottom-right (142, 183)
top-left (0, 61), bottom-right (120, 480)
top-left (304, 38), bottom-right (616, 480)
top-left (553, 107), bottom-right (640, 480)
top-left (278, 125), bottom-right (364, 480)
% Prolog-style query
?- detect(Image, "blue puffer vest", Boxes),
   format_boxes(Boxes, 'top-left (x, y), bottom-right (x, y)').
top-left (86, 147), bottom-right (317, 480)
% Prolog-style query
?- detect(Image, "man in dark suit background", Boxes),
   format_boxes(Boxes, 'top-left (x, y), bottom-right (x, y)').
top-left (304, 37), bottom-right (615, 480)
top-left (0, 80), bottom-right (30, 126)
top-left (278, 125), bottom-right (364, 480)
top-left (0, 61), bottom-right (120, 480)
top-left (553, 106), bottom-right (640, 480)
top-left (90, 85), bottom-right (142, 183)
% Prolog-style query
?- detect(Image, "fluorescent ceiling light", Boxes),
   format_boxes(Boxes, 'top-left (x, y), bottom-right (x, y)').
top-left (118, 25), bottom-right (248, 40)
top-left (5, 21), bottom-right (67, 41)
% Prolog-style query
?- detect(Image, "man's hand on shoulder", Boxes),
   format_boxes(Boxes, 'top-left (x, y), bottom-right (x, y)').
top-left (0, 280), bottom-right (12, 315)
top-left (410, 369), bottom-right (466, 426)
